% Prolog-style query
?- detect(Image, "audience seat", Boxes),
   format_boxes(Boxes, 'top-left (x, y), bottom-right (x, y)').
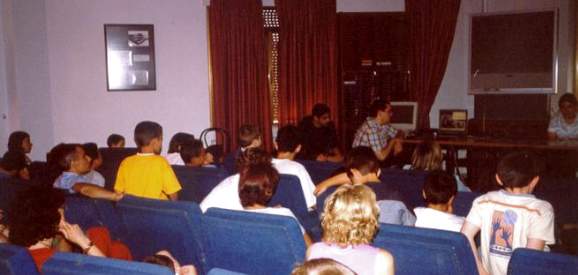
top-left (202, 208), bottom-right (306, 275)
top-left (379, 169), bottom-right (429, 210)
top-left (296, 160), bottom-right (342, 184)
top-left (372, 223), bottom-right (478, 275)
top-left (172, 166), bottom-right (228, 203)
top-left (42, 252), bottom-right (173, 275)
top-left (453, 191), bottom-right (480, 217)
top-left (97, 147), bottom-right (138, 190)
top-left (0, 244), bottom-right (40, 275)
top-left (63, 196), bottom-right (126, 239)
top-left (507, 248), bottom-right (578, 275)
top-left (116, 196), bottom-right (206, 273)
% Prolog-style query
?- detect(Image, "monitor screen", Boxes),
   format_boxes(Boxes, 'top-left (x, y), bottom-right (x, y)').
top-left (390, 102), bottom-right (418, 131)
top-left (439, 109), bottom-right (468, 133)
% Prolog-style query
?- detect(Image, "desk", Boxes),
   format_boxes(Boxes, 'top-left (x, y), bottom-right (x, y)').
top-left (402, 137), bottom-right (578, 192)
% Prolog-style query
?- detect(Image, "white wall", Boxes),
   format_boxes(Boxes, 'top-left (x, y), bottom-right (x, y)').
top-left (4, 0), bottom-right (211, 160)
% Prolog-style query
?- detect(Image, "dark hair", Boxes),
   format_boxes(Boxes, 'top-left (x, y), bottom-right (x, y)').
top-left (45, 143), bottom-right (81, 184)
top-left (312, 103), bottom-right (331, 118)
top-left (368, 99), bottom-right (390, 117)
top-left (239, 163), bottom-right (279, 207)
top-left (8, 186), bottom-right (66, 247)
top-left (346, 146), bottom-right (380, 175)
top-left (143, 254), bottom-right (175, 272)
top-left (423, 171), bottom-right (457, 205)
top-left (496, 152), bottom-right (540, 188)
top-left (107, 134), bottom-right (125, 147)
top-left (134, 121), bottom-right (163, 148)
top-left (83, 143), bottom-right (99, 162)
top-left (180, 139), bottom-right (204, 164)
top-left (206, 145), bottom-right (224, 164)
top-left (0, 150), bottom-right (28, 174)
top-left (559, 93), bottom-right (578, 107)
top-left (236, 148), bottom-right (271, 173)
top-left (167, 132), bottom-right (195, 154)
top-left (7, 131), bottom-right (30, 153)
top-left (275, 125), bottom-right (301, 153)
top-left (238, 124), bottom-right (261, 148)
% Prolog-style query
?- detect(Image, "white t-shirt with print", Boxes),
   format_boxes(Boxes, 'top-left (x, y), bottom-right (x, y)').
top-left (414, 207), bottom-right (465, 232)
top-left (466, 190), bottom-right (555, 275)
top-left (271, 158), bottom-right (317, 208)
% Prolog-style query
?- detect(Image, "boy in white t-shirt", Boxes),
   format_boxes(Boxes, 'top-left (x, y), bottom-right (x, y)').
top-left (414, 171), bottom-right (464, 232)
top-left (461, 152), bottom-right (555, 275)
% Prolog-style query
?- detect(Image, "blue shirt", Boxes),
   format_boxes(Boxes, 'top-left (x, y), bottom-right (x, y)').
top-left (53, 172), bottom-right (96, 193)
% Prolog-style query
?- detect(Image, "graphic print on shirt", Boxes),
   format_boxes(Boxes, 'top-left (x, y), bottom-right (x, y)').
top-left (489, 210), bottom-right (517, 257)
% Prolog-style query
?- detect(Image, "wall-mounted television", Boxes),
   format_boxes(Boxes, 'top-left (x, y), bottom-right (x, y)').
top-left (390, 101), bottom-right (418, 132)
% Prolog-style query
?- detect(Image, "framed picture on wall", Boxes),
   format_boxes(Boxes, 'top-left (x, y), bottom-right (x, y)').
top-left (104, 24), bottom-right (156, 91)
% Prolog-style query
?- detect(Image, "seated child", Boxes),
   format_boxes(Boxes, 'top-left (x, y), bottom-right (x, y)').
top-left (461, 152), bottom-right (555, 275)
top-left (201, 148), bottom-right (270, 212)
top-left (82, 143), bottom-right (105, 187)
top-left (180, 139), bottom-right (209, 167)
top-left (144, 250), bottom-right (197, 275)
top-left (50, 143), bottom-right (122, 201)
top-left (272, 125), bottom-right (316, 209)
top-left (205, 144), bottom-right (223, 166)
top-left (414, 171), bottom-right (465, 232)
top-left (114, 121), bottom-right (182, 200)
top-left (292, 258), bottom-right (357, 275)
top-left (239, 161), bottom-right (312, 246)
top-left (7, 186), bottom-right (131, 271)
top-left (308, 185), bottom-right (394, 275)
top-left (106, 134), bottom-right (125, 148)
top-left (223, 124), bottom-right (262, 174)
top-left (165, 132), bottom-right (195, 165)
top-left (7, 131), bottom-right (33, 163)
top-left (0, 150), bottom-right (30, 180)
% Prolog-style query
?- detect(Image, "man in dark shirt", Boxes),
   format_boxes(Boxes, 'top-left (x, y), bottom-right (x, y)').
top-left (297, 103), bottom-right (343, 162)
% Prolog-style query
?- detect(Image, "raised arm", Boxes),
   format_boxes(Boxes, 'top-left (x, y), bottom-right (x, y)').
top-left (73, 183), bottom-right (123, 202)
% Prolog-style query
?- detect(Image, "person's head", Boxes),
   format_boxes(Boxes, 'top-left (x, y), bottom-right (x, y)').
top-left (143, 254), bottom-right (176, 273)
top-left (134, 121), bottom-right (163, 154)
top-left (8, 186), bottom-right (66, 247)
top-left (107, 134), bottom-right (125, 148)
top-left (496, 152), bottom-right (540, 192)
top-left (322, 184), bottom-right (380, 246)
top-left (312, 103), bottom-right (332, 128)
top-left (292, 258), bottom-right (357, 275)
top-left (8, 131), bottom-right (32, 154)
top-left (167, 132), bottom-right (195, 154)
top-left (238, 124), bottom-right (262, 149)
top-left (368, 99), bottom-right (392, 125)
top-left (275, 125), bottom-right (302, 155)
top-left (345, 146), bottom-right (381, 181)
top-left (83, 143), bottom-right (102, 170)
top-left (422, 171), bottom-right (457, 213)
top-left (206, 144), bottom-right (223, 164)
top-left (236, 148), bottom-right (272, 173)
top-left (180, 139), bottom-right (206, 167)
top-left (411, 141), bottom-right (443, 171)
top-left (0, 150), bottom-right (29, 179)
top-left (558, 93), bottom-right (577, 121)
top-left (238, 162), bottom-right (280, 207)
top-left (48, 143), bottom-right (91, 175)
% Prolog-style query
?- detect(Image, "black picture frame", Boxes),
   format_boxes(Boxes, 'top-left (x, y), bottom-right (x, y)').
top-left (105, 24), bottom-right (156, 91)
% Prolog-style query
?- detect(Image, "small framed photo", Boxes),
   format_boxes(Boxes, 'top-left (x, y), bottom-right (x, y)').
top-left (105, 24), bottom-right (156, 91)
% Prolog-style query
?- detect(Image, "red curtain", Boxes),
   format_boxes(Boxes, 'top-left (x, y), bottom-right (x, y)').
top-left (276, 0), bottom-right (338, 125)
top-left (406, 0), bottom-right (461, 129)
top-left (209, 0), bottom-right (272, 151)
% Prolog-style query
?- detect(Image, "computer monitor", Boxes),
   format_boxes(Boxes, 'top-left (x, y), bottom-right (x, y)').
top-left (390, 101), bottom-right (418, 131)
top-left (439, 109), bottom-right (468, 134)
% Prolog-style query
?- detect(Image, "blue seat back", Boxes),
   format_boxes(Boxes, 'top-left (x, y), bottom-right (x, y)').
top-left (172, 166), bottom-right (228, 203)
top-left (380, 169), bottom-right (429, 210)
top-left (269, 174), bottom-right (309, 219)
top-left (97, 147), bottom-right (137, 190)
top-left (507, 248), bottom-right (578, 275)
top-left (373, 223), bottom-right (478, 275)
top-left (63, 196), bottom-right (126, 239)
top-left (0, 244), bottom-right (40, 275)
top-left (296, 160), bottom-right (342, 184)
top-left (116, 196), bottom-right (206, 273)
top-left (42, 252), bottom-right (173, 275)
top-left (202, 208), bottom-right (306, 275)
top-left (453, 191), bottom-right (480, 217)
top-left (0, 179), bottom-right (31, 223)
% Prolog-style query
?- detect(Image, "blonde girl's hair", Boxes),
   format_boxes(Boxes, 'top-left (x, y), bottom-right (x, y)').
top-left (411, 140), bottom-right (443, 171)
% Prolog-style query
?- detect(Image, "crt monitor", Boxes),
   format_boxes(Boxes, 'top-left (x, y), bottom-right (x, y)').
top-left (389, 101), bottom-right (418, 131)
